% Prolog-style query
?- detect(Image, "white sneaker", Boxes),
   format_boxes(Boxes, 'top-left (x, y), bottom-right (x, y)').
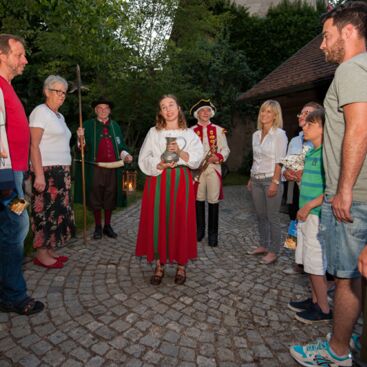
top-left (283, 265), bottom-right (304, 275)
top-left (290, 340), bottom-right (352, 366)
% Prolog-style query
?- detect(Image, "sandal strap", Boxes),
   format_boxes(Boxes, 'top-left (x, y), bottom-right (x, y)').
top-left (176, 267), bottom-right (185, 276)
top-left (155, 266), bottom-right (164, 275)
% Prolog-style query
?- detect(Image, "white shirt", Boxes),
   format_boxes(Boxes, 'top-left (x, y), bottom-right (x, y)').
top-left (251, 127), bottom-right (288, 176)
top-left (138, 127), bottom-right (204, 176)
top-left (29, 104), bottom-right (72, 166)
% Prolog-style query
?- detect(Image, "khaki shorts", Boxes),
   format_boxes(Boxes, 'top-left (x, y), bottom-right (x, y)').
top-left (296, 213), bottom-right (327, 276)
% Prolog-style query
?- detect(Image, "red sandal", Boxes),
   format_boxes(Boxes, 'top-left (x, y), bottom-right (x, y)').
top-left (150, 266), bottom-right (165, 285)
top-left (174, 267), bottom-right (186, 285)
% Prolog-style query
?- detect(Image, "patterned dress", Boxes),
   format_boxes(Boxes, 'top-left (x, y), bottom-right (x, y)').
top-left (31, 166), bottom-right (75, 249)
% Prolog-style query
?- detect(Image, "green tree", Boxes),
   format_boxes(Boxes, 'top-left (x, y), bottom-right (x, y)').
top-left (211, 0), bottom-right (325, 79)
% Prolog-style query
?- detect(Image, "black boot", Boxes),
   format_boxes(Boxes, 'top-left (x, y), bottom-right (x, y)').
top-left (208, 203), bottom-right (219, 247)
top-left (93, 225), bottom-right (102, 240)
top-left (196, 201), bottom-right (205, 241)
top-left (103, 224), bottom-right (118, 238)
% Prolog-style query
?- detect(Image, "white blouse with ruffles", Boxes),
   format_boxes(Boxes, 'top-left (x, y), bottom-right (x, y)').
top-left (138, 127), bottom-right (204, 176)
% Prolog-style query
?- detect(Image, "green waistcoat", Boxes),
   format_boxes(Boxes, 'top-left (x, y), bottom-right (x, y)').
top-left (73, 118), bottom-right (129, 208)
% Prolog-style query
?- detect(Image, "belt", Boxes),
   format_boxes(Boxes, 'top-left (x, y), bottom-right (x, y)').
top-left (251, 173), bottom-right (273, 179)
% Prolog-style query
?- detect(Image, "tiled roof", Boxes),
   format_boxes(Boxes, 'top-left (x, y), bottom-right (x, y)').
top-left (239, 34), bottom-right (337, 101)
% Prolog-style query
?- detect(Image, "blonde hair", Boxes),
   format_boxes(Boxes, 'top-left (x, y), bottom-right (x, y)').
top-left (257, 100), bottom-right (283, 130)
top-left (155, 94), bottom-right (187, 130)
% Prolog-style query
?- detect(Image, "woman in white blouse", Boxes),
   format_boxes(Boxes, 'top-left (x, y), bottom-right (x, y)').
top-left (136, 95), bottom-right (204, 285)
top-left (30, 75), bottom-right (75, 269)
top-left (247, 100), bottom-right (288, 264)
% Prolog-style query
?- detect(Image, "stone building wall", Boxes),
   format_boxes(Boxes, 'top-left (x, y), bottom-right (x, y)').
top-left (232, 0), bottom-right (322, 16)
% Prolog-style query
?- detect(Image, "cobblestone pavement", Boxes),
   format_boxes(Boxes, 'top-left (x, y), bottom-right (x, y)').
top-left (0, 186), bottom-right (362, 367)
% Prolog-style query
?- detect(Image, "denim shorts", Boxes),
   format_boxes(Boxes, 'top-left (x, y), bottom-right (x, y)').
top-left (320, 197), bottom-right (367, 278)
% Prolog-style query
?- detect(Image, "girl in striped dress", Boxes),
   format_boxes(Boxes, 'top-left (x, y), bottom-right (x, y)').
top-left (136, 95), bottom-right (204, 285)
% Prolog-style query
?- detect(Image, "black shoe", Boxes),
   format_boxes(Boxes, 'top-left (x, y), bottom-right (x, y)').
top-left (208, 203), bottom-right (219, 247)
top-left (288, 298), bottom-right (314, 312)
top-left (0, 297), bottom-right (44, 316)
top-left (93, 225), bottom-right (102, 240)
top-left (295, 303), bottom-right (333, 324)
top-left (196, 201), bottom-right (205, 242)
top-left (103, 224), bottom-right (118, 238)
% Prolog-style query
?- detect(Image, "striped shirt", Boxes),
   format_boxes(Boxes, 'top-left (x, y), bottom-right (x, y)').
top-left (299, 145), bottom-right (325, 217)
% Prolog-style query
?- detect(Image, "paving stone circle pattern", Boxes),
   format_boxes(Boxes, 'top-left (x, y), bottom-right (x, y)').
top-left (0, 186), bottom-right (361, 366)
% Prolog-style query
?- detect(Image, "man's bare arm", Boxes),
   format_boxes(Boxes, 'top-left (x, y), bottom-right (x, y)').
top-left (332, 102), bottom-right (367, 222)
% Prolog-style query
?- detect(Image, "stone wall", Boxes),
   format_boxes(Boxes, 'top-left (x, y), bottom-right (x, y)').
top-left (232, 0), bottom-right (322, 16)
top-left (226, 113), bottom-right (255, 173)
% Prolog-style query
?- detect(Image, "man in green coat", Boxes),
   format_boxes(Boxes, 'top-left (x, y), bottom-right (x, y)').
top-left (75, 97), bottom-right (132, 239)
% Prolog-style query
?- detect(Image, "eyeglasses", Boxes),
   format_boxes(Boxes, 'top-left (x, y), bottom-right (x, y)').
top-left (297, 110), bottom-right (312, 118)
top-left (48, 88), bottom-right (66, 96)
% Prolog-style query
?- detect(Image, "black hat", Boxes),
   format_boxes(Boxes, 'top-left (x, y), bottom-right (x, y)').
top-left (91, 97), bottom-right (114, 109)
top-left (190, 99), bottom-right (216, 119)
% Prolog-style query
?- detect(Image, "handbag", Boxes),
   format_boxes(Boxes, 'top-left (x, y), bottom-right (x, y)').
top-left (0, 88), bottom-right (15, 190)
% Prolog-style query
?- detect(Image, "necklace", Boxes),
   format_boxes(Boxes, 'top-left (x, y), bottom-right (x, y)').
top-left (45, 103), bottom-right (61, 119)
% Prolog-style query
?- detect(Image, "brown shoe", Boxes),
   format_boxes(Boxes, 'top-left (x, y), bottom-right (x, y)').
top-left (174, 267), bottom-right (186, 285)
top-left (150, 266), bottom-right (164, 285)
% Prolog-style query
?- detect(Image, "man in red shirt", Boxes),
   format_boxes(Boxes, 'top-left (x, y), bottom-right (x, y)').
top-left (0, 34), bottom-right (44, 315)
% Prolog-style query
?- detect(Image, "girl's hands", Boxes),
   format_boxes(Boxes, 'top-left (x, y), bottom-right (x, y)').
top-left (157, 160), bottom-right (176, 170)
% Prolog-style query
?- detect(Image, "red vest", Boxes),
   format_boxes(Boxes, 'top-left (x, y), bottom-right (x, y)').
top-left (96, 122), bottom-right (115, 162)
top-left (193, 123), bottom-right (217, 150)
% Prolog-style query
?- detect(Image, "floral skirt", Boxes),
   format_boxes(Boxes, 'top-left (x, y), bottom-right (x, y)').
top-left (31, 166), bottom-right (76, 249)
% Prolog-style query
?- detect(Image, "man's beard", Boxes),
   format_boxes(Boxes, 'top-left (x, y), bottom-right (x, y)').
top-left (324, 37), bottom-right (345, 64)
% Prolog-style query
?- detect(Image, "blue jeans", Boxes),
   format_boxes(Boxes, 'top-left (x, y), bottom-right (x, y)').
top-left (320, 197), bottom-right (367, 278)
top-left (13, 170), bottom-right (25, 199)
top-left (0, 203), bottom-right (29, 305)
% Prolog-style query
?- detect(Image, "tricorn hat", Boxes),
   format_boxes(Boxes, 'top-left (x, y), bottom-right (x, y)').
top-left (91, 97), bottom-right (114, 109)
top-left (190, 99), bottom-right (216, 119)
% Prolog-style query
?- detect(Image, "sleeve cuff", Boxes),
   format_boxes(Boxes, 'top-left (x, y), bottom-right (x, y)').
top-left (216, 153), bottom-right (224, 163)
top-left (120, 150), bottom-right (129, 160)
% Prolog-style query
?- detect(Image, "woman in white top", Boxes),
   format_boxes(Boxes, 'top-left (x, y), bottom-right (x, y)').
top-left (136, 95), bottom-right (204, 285)
top-left (29, 75), bottom-right (75, 269)
top-left (247, 100), bottom-right (288, 264)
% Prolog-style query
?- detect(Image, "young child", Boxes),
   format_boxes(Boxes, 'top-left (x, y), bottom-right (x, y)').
top-left (288, 108), bottom-right (332, 323)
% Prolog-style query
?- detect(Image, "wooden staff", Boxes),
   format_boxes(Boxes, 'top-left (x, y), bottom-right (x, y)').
top-left (76, 65), bottom-right (87, 244)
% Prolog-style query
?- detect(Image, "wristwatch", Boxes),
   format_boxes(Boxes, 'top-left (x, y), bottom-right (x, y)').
top-left (272, 178), bottom-right (280, 185)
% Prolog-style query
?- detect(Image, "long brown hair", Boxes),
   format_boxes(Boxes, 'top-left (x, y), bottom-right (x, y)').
top-left (155, 94), bottom-right (187, 130)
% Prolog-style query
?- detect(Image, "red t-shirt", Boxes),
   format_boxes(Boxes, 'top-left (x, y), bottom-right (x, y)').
top-left (0, 76), bottom-right (30, 170)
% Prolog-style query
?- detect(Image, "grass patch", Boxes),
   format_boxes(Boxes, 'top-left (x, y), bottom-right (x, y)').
top-left (223, 171), bottom-right (249, 186)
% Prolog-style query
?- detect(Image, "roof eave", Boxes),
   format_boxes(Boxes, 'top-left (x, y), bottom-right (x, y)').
top-left (238, 76), bottom-right (333, 103)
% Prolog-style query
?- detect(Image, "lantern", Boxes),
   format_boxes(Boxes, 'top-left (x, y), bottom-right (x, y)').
top-left (122, 170), bottom-right (137, 192)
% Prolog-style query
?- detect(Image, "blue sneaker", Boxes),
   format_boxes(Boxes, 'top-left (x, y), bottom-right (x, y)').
top-left (326, 332), bottom-right (361, 354)
top-left (290, 340), bottom-right (352, 366)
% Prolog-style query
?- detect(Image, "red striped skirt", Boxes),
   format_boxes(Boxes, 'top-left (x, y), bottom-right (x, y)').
top-left (136, 166), bottom-right (197, 265)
